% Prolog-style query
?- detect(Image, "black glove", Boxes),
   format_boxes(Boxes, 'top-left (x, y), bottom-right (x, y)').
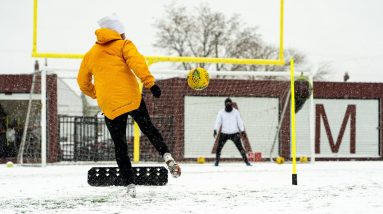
top-left (150, 85), bottom-right (161, 98)
top-left (241, 131), bottom-right (247, 138)
top-left (213, 130), bottom-right (217, 138)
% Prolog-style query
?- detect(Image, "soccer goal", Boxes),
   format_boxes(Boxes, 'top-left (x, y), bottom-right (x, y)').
top-left (149, 69), bottom-right (315, 164)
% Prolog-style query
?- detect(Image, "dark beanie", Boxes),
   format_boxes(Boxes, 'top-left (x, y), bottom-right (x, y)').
top-left (225, 97), bottom-right (232, 104)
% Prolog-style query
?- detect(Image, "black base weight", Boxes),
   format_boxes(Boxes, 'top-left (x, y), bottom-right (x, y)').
top-left (292, 174), bottom-right (298, 185)
top-left (88, 167), bottom-right (168, 186)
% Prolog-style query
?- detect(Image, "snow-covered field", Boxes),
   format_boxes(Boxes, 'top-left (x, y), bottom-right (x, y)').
top-left (1, 161), bottom-right (383, 214)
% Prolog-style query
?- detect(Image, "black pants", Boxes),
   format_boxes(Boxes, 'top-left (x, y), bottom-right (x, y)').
top-left (215, 133), bottom-right (249, 164)
top-left (104, 99), bottom-right (169, 185)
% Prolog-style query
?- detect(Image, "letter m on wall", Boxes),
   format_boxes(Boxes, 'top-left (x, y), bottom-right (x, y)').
top-left (315, 104), bottom-right (356, 154)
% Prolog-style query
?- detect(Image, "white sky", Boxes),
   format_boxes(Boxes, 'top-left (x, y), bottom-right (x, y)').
top-left (1, 0), bottom-right (383, 86)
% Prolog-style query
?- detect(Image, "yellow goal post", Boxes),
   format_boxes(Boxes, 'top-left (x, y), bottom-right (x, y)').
top-left (31, 0), bottom-right (301, 185)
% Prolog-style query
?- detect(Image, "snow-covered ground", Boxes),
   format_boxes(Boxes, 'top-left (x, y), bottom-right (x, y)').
top-left (1, 161), bottom-right (383, 214)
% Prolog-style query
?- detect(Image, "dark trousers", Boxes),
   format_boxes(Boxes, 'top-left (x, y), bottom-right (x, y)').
top-left (215, 133), bottom-right (249, 164)
top-left (104, 99), bottom-right (169, 185)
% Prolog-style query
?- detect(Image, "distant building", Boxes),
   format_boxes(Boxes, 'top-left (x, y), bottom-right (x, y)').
top-left (81, 93), bottom-right (101, 116)
top-left (0, 74), bottom-right (85, 162)
top-left (57, 78), bottom-right (83, 116)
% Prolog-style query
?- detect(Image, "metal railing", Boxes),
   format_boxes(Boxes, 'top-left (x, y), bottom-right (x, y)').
top-left (58, 115), bottom-right (133, 162)
top-left (58, 115), bottom-right (174, 162)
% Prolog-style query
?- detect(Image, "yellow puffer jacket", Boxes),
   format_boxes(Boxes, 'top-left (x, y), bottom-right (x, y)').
top-left (77, 28), bottom-right (155, 120)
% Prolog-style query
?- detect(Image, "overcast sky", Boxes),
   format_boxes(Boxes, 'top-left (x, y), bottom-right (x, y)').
top-left (1, 0), bottom-right (383, 89)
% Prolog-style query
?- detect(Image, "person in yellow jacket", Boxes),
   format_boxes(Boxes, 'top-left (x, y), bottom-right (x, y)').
top-left (77, 14), bottom-right (180, 197)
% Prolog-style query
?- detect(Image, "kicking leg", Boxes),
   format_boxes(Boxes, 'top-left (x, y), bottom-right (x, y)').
top-left (129, 99), bottom-right (169, 156)
top-left (129, 99), bottom-right (180, 177)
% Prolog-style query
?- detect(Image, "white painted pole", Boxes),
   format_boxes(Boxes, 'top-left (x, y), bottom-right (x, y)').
top-left (41, 68), bottom-right (47, 167)
top-left (308, 72), bottom-right (315, 164)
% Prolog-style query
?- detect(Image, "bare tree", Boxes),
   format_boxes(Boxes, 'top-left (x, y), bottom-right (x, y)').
top-left (154, 3), bottom-right (332, 80)
top-left (154, 4), bottom-right (194, 70)
top-left (313, 62), bottom-right (333, 81)
top-left (154, 3), bottom-right (243, 70)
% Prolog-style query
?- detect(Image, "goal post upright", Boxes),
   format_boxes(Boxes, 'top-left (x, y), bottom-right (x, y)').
top-left (279, 0), bottom-right (284, 61)
top-left (32, 0), bottom-right (38, 54)
top-left (290, 58), bottom-right (297, 185)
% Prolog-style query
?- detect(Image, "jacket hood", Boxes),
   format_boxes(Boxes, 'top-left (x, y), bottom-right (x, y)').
top-left (95, 28), bottom-right (122, 44)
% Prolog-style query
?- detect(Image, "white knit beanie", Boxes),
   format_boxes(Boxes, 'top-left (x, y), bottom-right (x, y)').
top-left (97, 14), bottom-right (125, 34)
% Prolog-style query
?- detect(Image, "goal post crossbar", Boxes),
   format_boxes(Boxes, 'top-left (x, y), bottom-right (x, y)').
top-left (31, 53), bottom-right (285, 66)
top-left (44, 68), bottom-right (308, 77)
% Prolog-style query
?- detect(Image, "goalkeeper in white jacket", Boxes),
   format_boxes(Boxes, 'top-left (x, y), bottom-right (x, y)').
top-left (213, 98), bottom-right (251, 166)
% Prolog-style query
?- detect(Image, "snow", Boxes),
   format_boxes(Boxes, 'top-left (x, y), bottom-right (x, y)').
top-left (1, 161), bottom-right (383, 213)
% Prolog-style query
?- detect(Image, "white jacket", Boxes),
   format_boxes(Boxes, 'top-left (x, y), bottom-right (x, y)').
top-left (214, 108), bottom-right (245, 134)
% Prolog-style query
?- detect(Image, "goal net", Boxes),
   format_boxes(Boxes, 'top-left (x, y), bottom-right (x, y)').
top-left (15, 68), bottom-right (313, 165)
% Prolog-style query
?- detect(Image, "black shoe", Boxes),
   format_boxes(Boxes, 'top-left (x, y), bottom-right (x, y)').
top-left (214, 162), bottom-right (219, 166)
top-left (246, 162), bottom-right (252, 166)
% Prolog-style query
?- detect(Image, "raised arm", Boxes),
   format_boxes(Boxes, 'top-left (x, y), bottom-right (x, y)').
top-left (122, 40), bottom-right (155, 89)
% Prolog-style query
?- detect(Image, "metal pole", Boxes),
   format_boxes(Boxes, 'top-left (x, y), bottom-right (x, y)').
top-left (41, 67), bottom-right (47, 167)
top-left (290, 58), bottom-right (298, 185)
top-left (270, 89), bottom-right (290, 161)
top-left (17, 60), bottom-right (39, 164)
top-left (308, 72), bottom-right (315, 163)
